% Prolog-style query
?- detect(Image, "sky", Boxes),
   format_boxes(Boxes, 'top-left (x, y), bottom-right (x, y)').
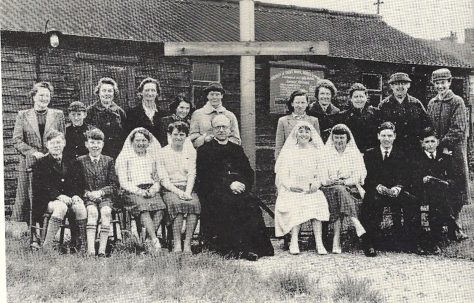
top-left (259, 0), bottom-right (473, 42)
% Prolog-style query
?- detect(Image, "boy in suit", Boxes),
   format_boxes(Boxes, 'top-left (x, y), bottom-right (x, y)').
top-left (75, 128), bottom-right (117, 257)
top-left (64, 101), bottom-right (93, 161)
top-left (32, 130), bottom-right (87, 252)
top-left (361, 122), bottom-right (418, 256)
top-left (412, 128), bottom-right (456, 254)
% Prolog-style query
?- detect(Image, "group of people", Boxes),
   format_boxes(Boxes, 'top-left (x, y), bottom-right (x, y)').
top-left (274, 69), bottom-right (470, 257)
top-left (12, 78), bottom-right (273, 260)
top-left (10, 67), bottom-right (469, 261)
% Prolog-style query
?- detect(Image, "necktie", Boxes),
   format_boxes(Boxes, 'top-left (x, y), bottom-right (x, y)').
top-left (93, 159), bottom-right (98, 165)
top-left (430, 153), bottom-right (435, 160)
top-left (384, 151), bottom-right (389, 160)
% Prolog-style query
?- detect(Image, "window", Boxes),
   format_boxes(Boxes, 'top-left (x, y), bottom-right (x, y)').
top-left (192, 62), bottom-right (221, 108)
top-left (362, 73), bottom-right (382, 107)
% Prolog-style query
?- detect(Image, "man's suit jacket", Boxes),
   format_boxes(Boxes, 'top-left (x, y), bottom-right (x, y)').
top-left (363, 145), bottom-right (409, 199)
top-left (32, 154), bottom-right (78, 222)
top-left (75, 154), bottom-right (117, 204)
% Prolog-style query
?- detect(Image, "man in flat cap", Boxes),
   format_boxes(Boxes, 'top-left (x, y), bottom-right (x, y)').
top-left (427, 68), bottom-right (469, 241)
top-left (378, 72), bottom-right (431, 153)
top-left (64, 101), bottom-right (94, 161)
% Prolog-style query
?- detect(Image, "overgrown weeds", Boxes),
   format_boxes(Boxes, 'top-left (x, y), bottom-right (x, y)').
top-left (333, 276), bottom-right (385, 303)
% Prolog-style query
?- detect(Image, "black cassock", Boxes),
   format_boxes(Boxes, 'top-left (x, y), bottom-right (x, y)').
top-left (196, 140), bottom-right (274, 258)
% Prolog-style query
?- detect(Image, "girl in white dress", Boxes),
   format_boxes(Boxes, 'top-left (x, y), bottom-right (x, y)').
top-left (275, 121), bottom-right (330, 255)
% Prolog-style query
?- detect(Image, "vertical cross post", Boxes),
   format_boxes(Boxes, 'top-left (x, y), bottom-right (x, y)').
top-left (240, 0), bottom-right (256, 169)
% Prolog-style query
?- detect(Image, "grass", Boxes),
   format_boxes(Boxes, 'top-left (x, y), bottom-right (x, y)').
top-left (333, 276), bottom-right (385, 303)
top-left (439, 204), bottom-right (474, 260)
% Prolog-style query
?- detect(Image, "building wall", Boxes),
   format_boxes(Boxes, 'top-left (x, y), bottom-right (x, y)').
top-left (2, 33), bottom-right (471, 219)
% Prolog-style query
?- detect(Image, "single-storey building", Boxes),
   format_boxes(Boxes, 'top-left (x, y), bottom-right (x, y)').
top-left (2, 0), bottom-right (472, 219)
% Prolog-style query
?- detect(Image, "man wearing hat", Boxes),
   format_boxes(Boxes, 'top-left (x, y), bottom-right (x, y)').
top-left (427, 68), bottom-right (469, 241)
top-left (378, 72), bottom-right (431, 153)
top-left (189, 82), bottom-right (241, 148)
top-left (64, 101), bottom-right (94, 161)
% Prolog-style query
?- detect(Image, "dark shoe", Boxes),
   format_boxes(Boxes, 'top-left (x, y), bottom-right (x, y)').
top-left (364, 247), bottom-right (377, 257)
top-left (245, 252), bottom-right (259, 261)
top-left (455, 230), bottom-right (469, 242)
top-left (97, 253), bottom-right (107, 258)
top-left (431, 245), bottom-right (442, 255)
top-left (416, 246), bottom-right (428, 256)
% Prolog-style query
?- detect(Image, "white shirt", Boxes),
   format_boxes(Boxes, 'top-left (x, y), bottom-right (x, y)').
top-left (89, 155), bottom-right (101, 163)
top-left (142, 103), bottom-right (157, 122)
top-left (424, 150), bottom-right (436, 159)
top-left (380, 145), bottom-right (393, 158)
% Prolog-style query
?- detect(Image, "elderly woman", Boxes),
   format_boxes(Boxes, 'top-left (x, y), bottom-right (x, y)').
top-left (274, 89), bottom-right (320, 160)
top-left (427, 68), bottom-right (470, 241)
top-left (85, 77), bottom-right (127, 159)
top-left (336, 83), bottom-right (380, 153)
top-left (189, 82), bottom-right (240, 148)
top-left (275, 121), bottom-right (330, 255)
top-left (158, 122), bottom-right (200, 253)
top-left (321, 124), bottom-right (369, 254)
top-left (11, 81), bottom-right (65, 223)
top-left (126, 77), bottom-right (167, 146)
top-left (308, 79), bottom-right (340, 142)
top-left (158, 94), bottom-right (195, 145)
top-left (116, 127), bottom-right (164, 252)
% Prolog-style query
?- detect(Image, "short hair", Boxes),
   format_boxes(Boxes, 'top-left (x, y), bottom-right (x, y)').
top-left (378, 121), bottom-right (396, 133)
top-left (286, 89), bottom-right (309, 113)
top-left (137, 77), bottom-right (161, 96)
top-left (314, 79), bottom-right (337, 99)
top-left (167, 121), bottom-right (190, 136)
top-left (331, 124), bottom-right (352, 143)
top-left (169, 94), bottom-right (195, 116)
top-left (421, 127), bottom-right (438, 140)
top-left (211, 114), bottom-right (231, 127)
top-left (130, 128), bottom-right (152, 142)
top-left (45, 129), bottom-right (64, 142)
top-left (94, 77), bottom-right (119, 98)
top-left (85, 128), bottom-right (105, 141)
top-left (349, 83), bottom-right (368, 98)
top-left (30, 81), bottom-right (54, 98)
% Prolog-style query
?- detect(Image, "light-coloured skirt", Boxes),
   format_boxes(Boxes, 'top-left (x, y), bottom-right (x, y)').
top-left (274, 189), bottom-right (329, 237)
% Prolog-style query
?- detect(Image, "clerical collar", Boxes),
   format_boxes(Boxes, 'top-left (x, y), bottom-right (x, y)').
top-left (214, 138), bottom-right (229, 145)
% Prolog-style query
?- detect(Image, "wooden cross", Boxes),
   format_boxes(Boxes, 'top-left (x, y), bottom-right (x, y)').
top-left (164, 0), bottom-right (329, 168)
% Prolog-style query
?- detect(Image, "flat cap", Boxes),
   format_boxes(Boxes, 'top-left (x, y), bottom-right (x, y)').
top-left (431, 68), bottom-right (452, 83)
top-left (388, 72), bottom-right (411, 84)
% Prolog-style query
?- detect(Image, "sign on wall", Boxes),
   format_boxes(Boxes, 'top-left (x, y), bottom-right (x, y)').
top-left (269, 67), bottom-right (324, 114)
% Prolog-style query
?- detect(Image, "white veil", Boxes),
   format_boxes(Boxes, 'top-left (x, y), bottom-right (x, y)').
top-left (325, 124), bottom-right (367, 194)
top-left (116, 127), bottom-right (162, 182)
top-left (274, 120), bottom-right (325, 188)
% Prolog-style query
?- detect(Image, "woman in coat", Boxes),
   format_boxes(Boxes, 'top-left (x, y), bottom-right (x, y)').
top-left (427, 68), bottom-right (470, 241)
top-left (11, 81), bottom-right (65, 223)
top-left (85, 77), bottom-right (127, 159)
top-left (274, 89), bottom-right (320, 160)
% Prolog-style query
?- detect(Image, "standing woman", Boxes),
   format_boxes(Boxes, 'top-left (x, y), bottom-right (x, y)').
top-left (321, 124), bottom-right (370, 254)
top-left (336, 83), bottom-right (380, 153)
top-left (158, 94), bottom-right (195, 146)
top-left (274, 89), bottom-right (320, 160)
top-left (427, 68), bottom-right (470, 240)
top-left (274, 121), bottom-right (330, 255)
top-left (126, 77), bottom-right (167, 146)
top-left (116, 128), bottom-right (164, 252)
top-left (189, 82), bottom-right (240, 149)
top-left (11, 81), bottom-right (65, 222)
top-left (308, 79), bottom-right (340, 142)
top-left (158, 122), bottom-right (200, 253)
top-left (85, 77), bottom-right (127, 159)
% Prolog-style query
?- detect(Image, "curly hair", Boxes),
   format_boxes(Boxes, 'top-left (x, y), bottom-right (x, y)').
top-left (30, 81), bottom-right (54, 98)
top-left (94, 77), bottom-right (119, 99)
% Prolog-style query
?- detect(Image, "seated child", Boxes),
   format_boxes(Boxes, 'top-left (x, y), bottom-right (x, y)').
top-left (75, 128), bottom-right (117, 257)
top-left (32, 130), bottom-right (87, 252)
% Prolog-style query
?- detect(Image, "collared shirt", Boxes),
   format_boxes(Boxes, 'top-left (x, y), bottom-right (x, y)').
top-left (89, 154), bottom-right (101, 163)
top-left (424, 150), bottom-right (436, 159)
top-left (319, 103), bottom-right (330, 112)
top-left (142, 103), bottom-right (157, 122)
top-left (292, 113), bottom-right (307, 120)
top-left (380, 145), bottom-right (393, 158)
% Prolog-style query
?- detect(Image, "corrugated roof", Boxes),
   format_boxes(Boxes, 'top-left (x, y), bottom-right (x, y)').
top-left (0, 0), bottom-right (470, 67)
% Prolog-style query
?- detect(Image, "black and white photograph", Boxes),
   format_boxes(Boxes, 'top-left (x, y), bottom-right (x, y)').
top-left (1, 0), bottom-right (473, 302)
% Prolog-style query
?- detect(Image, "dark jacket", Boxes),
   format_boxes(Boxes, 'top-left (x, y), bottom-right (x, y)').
top-left (336, 104), bottom-right (381, 153)
top-left (64, 123), bottom-right (94, 161)
top-left (378, 94), bottom-right (431, 153)
top-left (75, 154), bottom-right (117, 205)
top-left (125, 104), bottom-right (167, 147)
top-left (85, 101), bottom-right (127, 159)
top-left (32, 154), bottom-right (79, 222)
top-left (308, 102), bottom-right (340, 142)
top-left (363, 146), bottom-right (409, 199)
